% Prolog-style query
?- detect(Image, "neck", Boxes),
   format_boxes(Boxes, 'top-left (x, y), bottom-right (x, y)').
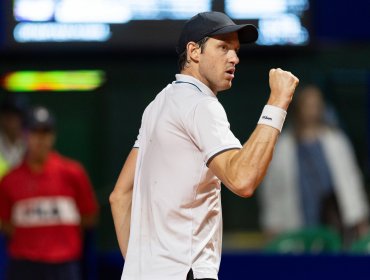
top-left (181, 68), bottom-right (217, 95)
top-left (26, 153), bottom-right (49, 172)
top-left (295, 123), bottom-right (323, 141)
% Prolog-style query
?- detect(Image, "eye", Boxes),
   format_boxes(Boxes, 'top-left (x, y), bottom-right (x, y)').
top-left (220, 44), bottom-right (228, 52)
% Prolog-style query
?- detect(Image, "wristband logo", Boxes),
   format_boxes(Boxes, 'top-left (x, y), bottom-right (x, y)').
top-left (262, 115), bottom-right (272, 121)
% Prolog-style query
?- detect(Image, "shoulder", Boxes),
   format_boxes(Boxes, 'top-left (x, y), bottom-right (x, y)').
top-left (0, 164), bottom-right (24, 190)
top-left (195, 97), bottom-right (225, 115)
top-left (182, 98), bottom-right (227, 128)
top-left (170, 80), bottom-right (216, 105)
top-left (141, 85), bottom-right (171, 115)
top-left (50, 152), bottom-right (86, 175)
top-left (320, 127), bottom-right (350, 145)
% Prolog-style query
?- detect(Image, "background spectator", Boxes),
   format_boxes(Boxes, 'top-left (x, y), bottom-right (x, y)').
top-left (0, 106), bottom-right (99, 280)
top-left (259, 85), bottom-right (369, 248)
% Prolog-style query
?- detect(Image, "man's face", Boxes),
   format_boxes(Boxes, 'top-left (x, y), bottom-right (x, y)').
top-left (27, 129), bottom-right (55, 161)
top-left (198, 32), bottom-right (240, 94)
top-left (296, 88), bottom-right (324, 126)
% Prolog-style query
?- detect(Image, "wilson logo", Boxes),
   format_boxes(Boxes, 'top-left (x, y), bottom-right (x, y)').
top-left (262, 115), bottom-right (272, 121)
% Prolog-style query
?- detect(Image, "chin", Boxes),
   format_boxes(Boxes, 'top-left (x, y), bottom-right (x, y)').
top-left (223, 82), bottom-right (233, 90)
top-left (218, 85), bottom-right (232, 93)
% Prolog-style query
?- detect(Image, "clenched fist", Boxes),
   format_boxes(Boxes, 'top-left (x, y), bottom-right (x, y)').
top-left (268, 68), bottom-right (299, 111)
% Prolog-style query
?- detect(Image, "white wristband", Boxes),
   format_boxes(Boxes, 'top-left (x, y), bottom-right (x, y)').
top-left (257, 105), bottom-right (287, 132)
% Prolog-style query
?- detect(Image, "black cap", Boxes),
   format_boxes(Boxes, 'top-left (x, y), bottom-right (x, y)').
top-left (28, 106), bottom-right (55, 131)
top-left (176, 11), bottom-right (258, 54)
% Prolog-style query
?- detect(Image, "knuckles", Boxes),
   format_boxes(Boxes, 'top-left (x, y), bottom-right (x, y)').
top-left (269, 69), bottom-right (299, 96)
top-left (269, 68), bottom-right (299, 88)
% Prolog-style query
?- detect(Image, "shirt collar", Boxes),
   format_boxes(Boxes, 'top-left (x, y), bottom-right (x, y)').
top-left (175, 74), bottom-right (216, 97)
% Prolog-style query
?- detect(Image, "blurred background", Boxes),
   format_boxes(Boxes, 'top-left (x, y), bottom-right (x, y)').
top-left (0, 0), bottom-right (370, 279)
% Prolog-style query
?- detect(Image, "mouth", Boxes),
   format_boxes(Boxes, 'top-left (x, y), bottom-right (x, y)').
top-left (225, 68), bottom-right (235, 79)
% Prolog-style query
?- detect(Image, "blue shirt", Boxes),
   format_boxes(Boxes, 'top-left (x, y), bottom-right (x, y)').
top-left (297, 138), bottom-right (334, 226)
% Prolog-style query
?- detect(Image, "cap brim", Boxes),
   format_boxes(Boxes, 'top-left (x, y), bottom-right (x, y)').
top-left (29, 123), bottom-right (54, 131)
top-left (209, 24), bottom-right (258, 44)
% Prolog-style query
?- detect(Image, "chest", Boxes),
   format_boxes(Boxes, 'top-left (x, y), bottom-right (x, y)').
top-left (8, 168), bottom-right (77, 203)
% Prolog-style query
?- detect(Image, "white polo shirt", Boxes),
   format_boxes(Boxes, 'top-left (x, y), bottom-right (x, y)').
top-left (122, 74), bottom-right (242, 280)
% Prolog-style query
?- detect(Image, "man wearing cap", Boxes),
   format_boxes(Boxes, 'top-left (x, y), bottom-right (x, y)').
top-left (110, 11), bottom-right (299, 280)
top-left (0, 106), bottom-right (99, 280)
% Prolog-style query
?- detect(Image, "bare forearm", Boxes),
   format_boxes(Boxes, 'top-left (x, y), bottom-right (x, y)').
top-left (225, 68), bottom-right (298, 196)
top-left (110, 148), bottom-right (137, 258)
top-left (227, 125), bottom-right (279, 196)
top-left (209, 68), bottom-right (298, 198)
top-left (110, 190), bottom-right (132, 258)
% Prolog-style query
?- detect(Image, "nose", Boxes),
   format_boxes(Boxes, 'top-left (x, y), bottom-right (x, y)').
top-left (229, 50), bottom-right (240, 65)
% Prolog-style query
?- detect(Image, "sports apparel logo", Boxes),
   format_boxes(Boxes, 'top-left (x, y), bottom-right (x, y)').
top-left (12, 196), bottom-right (80, 227)
top-left (261, 115), bottom-right (272, 121)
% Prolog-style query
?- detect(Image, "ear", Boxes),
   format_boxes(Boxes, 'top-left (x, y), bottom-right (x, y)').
top-left (186, 42), bottom-right (201, 63)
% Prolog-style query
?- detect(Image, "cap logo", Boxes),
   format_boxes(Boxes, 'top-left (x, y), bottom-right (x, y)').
top-left (35, 108), bottom-right (50, 122)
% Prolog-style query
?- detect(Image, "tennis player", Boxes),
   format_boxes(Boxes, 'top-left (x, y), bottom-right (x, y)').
top-left (110, 11), bottom-right (299, 280)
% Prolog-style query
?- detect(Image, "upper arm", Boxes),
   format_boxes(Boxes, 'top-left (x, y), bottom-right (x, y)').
top-left (208, 124), bottom-right (281, 198)
top-left (208, 149), bottom-right (240, 194)
top-left (112, 148), bottom-right (138, 197)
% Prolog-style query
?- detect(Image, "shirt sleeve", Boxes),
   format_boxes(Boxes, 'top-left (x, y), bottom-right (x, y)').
top-left (133, 126), bottom-right (142, 148)
top-left (186, 98), bottom-right (242, 164)
top-left (69, 163), bottom-right (99, 216)
top-left (0, 177), bottom-right (12, 222)
top-left (133, 103), bottom-right (149, 149)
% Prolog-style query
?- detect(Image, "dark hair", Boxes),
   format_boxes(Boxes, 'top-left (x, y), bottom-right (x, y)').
top-left (178, 37), bottom-right (209, 72)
